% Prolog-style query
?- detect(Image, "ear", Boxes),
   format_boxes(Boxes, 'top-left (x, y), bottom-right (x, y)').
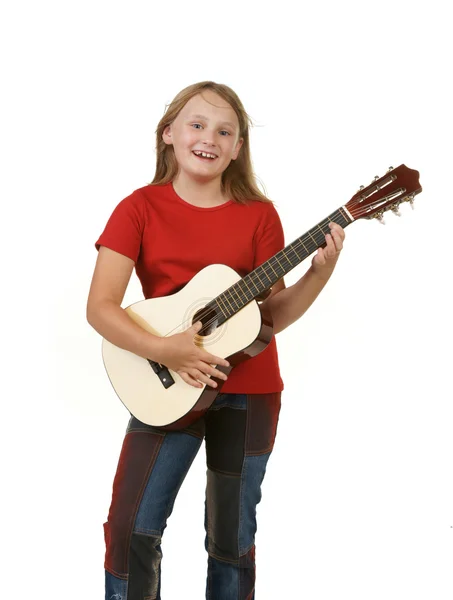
top-left (162, 124), bottom-right (173, 146)
top-left (232, 137), bottom-right (244, 160)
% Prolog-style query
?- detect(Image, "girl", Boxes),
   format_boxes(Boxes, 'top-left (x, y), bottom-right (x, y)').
top-left (87, 81), bottom-right (345, 600)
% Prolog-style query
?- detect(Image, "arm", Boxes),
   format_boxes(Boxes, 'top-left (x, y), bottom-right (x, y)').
top-left (86, 246), bottom-right (229, 388)
top-left (261, 222), bottom-right (345, 335)
top-left (87, 246), bottom-right (163, 359)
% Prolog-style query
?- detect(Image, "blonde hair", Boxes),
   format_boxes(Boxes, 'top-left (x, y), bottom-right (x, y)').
top-left (149, 81), bottom-right (271, 204)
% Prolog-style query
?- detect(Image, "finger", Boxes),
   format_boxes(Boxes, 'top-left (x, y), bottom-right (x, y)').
top-left (329, 223), bottom-right (345, 241)
top-left (329, 222), bottom-right (342, 231)
top-left (195, 361), bottom-right (227, 382)
top-left (191, 368), bottom-right (218, 388)
top-left (330, 229), bottom-right (344, 251)
top-left (178, 371), bottom-right (203, 389)
top-left (190, 321), bottom-right (203, 333)
top-left (324, 234), bottom-right (336, 258)
top-left (203, 353), bottom-right (230, 368)
top-left (208, 366), bottom-right (228, 381)
top-left (314, 247), bottom-right (326, 265)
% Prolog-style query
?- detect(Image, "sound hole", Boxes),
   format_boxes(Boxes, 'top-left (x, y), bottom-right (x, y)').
top-left (193, 306), bottom-right (219, 337)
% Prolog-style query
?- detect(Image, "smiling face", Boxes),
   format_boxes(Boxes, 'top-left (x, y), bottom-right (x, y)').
top-left (162, 90), bottom-right (244, 185)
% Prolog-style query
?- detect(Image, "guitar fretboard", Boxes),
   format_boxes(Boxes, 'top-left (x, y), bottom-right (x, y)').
top-left (210, 208), bottom-right (352, 325)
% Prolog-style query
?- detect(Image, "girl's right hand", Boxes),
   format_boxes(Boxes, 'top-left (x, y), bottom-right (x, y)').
top-left (153, 321), bottom-right (230, 389)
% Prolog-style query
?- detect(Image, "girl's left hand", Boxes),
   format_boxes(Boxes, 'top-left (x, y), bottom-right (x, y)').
top-left (311, 222), bottom-right (345, 278)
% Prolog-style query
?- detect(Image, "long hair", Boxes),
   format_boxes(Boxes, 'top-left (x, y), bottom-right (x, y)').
top-left (150, 81), bottom-right (271, 204)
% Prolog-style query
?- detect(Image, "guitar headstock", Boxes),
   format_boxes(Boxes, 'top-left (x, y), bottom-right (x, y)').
top-left (345, 165), bottom-right (422, 223)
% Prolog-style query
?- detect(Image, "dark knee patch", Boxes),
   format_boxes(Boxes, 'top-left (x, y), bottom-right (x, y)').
top-left (128, 532), bottom-right (162, 600)
top-left (206, 469), bottom-right (241, 562)
top-left (245, 393), bottom-right (281, 455)
top-left (205, 406), bottom-right (246, 474)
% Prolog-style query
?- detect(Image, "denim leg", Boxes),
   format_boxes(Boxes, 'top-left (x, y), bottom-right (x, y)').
top-left (104, 416), bottom-right (204, 600)
top-left (204, 393), bottom-right (281, 600)
top-left (105, 570), bottom-right (128, 600)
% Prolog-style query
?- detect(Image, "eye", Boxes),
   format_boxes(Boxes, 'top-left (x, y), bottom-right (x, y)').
top-left (191, 123), bottom-right (202, 129)
top-left (219, 130), bottom-right (231, 136)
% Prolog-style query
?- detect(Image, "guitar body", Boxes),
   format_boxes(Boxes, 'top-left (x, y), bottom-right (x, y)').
top-left (102, 263), bottom-right (274, 429)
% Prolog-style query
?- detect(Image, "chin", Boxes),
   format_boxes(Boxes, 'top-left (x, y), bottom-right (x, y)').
top-left (188, 166), bottom-right (222, 181)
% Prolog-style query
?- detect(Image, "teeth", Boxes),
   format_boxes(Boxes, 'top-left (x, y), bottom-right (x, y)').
top-left (194, 151), bottom-right (216, 159)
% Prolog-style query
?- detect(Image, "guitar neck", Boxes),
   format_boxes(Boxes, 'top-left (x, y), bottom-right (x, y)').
top-left (210, 207), bottom-right (353, 324)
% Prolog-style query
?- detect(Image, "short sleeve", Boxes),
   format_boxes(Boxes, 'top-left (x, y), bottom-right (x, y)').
top-left (95, 190), bottom-right (146, 263)
top-left (253, 203), bottom-right (285, 269)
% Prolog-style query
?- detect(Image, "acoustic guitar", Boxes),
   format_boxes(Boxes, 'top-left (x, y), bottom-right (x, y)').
top-left (102, 164), bottom-right (422, 429)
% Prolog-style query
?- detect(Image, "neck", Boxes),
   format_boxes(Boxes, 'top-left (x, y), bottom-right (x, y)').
top-left (173, 172), bottom-right (228, 207)
top-left (205, 207), bottom-right (353, 327)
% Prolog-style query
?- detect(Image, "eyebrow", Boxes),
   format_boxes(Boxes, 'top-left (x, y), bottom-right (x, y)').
top-left (187, 114), bottom-right (237, 129)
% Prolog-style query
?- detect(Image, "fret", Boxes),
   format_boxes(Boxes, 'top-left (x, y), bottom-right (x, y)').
top-left (219, 294), bottom-right (229, 314)
top-left (289, 243), bottom-right (303, 261)
top-left (281, 249), bottom-right (296, 267)
top-left (215, 298), bottom-right (228, 319)
top-left (220, 291), bottom-right (234, 315)
top-left (299, 239), bottom-right (309, 253)
top-left (316, 224), bottom-right (325, 236)
top-left (271, 256), bottom-right (285, 278)
top-left (257, 265), bottom-right (273, 286)
top-left (244, 273), bottom-right (260, 295)
top-left (279, 249), bottom-right (295, 270)
top-left (274, 254), bottom-right (285, 272)
top-left (216, 294), bottom-right (227, 315)
top-left (311, 229), bottom-right (325, 242)
top-left (306, 230), bottom-right (317, 245)
top-left (286, 246), bottom-right (297, 262)
top-left (235, 280), bottom-right (247, 302)
top-left (211, 208), bottom-right (353, 323)
top-left (230, 284), bottom-right (242, 306)
top-left (251, 269), bottom-right (266, 288)
top-left (241, 278), bottom-right (254, 298)
top-left (234, 280), bottom-right (252, 303)
top-left (338, 207), bottom-right (351, 226)
top-left (225, 289), bottom-right (240, 311)
top-left (267, 259), bottom-right (279, 279)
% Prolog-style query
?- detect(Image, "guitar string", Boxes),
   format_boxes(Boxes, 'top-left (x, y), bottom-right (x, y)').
top-left (157, 182), bottom-right (416, 340)
top-left (164, 214), bottom-right (346, 338)
top-left (152, 195), bottom-right (413, 369)
top-left (150, 188), bottom-right (417, 366)
top-left (160, 213), bottom-right (345, 340)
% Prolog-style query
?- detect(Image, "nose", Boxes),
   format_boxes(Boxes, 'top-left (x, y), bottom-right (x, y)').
top-left (201, 129), bottom-right (216, 146)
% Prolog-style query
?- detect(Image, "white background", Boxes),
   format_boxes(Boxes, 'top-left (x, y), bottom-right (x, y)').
top-left (2, 0), bottom-right (452, 598)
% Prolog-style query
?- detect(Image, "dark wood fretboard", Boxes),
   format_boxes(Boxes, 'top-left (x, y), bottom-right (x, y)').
top-left (210, 208), bottom-right (352, 325)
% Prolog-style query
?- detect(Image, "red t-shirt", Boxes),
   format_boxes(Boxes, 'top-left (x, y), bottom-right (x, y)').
top-left (95, 182), bottom-right (285, 393)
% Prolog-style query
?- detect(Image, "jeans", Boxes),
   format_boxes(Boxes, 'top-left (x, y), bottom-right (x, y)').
top-left (103, 392), bottom-right (281, 600)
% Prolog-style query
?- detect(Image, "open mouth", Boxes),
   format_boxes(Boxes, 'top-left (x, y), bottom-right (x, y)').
top-left (192, 150), bottom-right (218, 162)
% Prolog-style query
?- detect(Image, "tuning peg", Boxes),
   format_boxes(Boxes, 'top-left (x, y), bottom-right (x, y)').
top-left (376, 212), bottom-right (385, 225)
top-left (391, 205), bottom-right (401, 217)
top-left (408, 194), bottom-right (415, 210)
top-left (387, 166), bottom-right (394, 172)
top-left (357, 185), bottom-right (365, 193)
top-left (373, 176), bottom-right (380, 182)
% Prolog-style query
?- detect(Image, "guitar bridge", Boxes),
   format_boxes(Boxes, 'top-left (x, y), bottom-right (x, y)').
top-left (147, 360), bottom-right (175, 389)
